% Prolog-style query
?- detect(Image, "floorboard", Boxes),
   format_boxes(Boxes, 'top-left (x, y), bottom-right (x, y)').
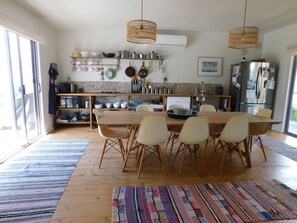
top-left (40, 126), bottom-right (297, 223)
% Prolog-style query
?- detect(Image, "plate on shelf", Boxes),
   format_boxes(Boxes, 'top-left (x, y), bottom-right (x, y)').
top-left (166, 108), bottom-right (197, 119)
top-left (104, 68), bottom-right (116, 80)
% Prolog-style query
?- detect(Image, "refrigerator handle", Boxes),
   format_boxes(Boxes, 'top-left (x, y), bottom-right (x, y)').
top-left (255, 68), bottom-right (262, 99)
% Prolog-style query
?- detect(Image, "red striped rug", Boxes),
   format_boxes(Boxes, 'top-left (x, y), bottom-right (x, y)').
top-left (112, 179), bottom-right (297, 222)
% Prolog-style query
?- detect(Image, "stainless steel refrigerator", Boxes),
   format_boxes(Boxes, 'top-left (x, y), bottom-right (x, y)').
top-left (229, 61), bottom-right (277, 114)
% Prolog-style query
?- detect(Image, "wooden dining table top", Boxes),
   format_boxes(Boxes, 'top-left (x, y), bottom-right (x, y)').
top-left (96, 111), bottom-right (282, 126)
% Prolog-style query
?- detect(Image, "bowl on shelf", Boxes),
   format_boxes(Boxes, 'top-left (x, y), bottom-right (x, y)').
top-left (102, 52), bottom-right (115, 58)
top-left (105, 102), bottom-right (112, 108)
top-left (121, 102), bottom-right (127, 108)
top-left (94, 104), bottom-right (103, 108)
top-left (113, 102), bottom-right (120, 108)
top-left (89, 52), bottom-right (100, 57)
top-left (80, 51), bottom-right (89, 57)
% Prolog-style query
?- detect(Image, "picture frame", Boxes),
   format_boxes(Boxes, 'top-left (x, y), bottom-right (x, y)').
top-left (197, 57), bottom-right (223, 76)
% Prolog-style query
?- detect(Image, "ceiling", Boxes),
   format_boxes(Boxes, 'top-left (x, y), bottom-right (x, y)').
top-left (15, 0), bottom-right (297, 33)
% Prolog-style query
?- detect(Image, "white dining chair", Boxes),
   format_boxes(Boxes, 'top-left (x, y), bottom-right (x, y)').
top-left (93, 109), bottom-right (130, 168)
top-left (200, 104), bottom-right (224, 153)
top-left (248, 108), bottom-right (272, 161)
top-left (172, 116), bottom-right (209, 175)
top-left (136, 104), bottom-right (154, 112)
top-left (122, 116), bottom-right (168, 178)
top-left (127, 104), bottom-right (155, 155)
top-left (165, 104), bottom-right (184, 159)
top-left (212, 115), bottom-right (249, 174)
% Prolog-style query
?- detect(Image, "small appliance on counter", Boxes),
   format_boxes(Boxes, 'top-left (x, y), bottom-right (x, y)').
top-left (59, 82), bottom-right (77, 93)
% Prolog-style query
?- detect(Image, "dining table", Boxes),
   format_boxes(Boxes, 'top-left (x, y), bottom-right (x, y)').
top-left (95, 110), bottom-right (281, 168)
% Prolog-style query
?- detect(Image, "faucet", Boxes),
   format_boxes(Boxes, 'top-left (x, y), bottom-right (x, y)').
top-left (200, 81), bottom-right (206, 94)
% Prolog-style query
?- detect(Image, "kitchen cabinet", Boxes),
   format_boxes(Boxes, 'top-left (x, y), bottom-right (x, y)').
top-left (56, 93), bottom-right (231, 129)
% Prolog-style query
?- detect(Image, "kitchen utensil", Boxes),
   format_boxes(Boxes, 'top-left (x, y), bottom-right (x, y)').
top-left (80, 51), bottom-right (89, 57)
top-left (94, 104), bottom-right (103, 108)
top-left (89, 52), bottom-right (100, 57)
top-left (113, 102), bottom-right (120, 108)
top-left (102, 52), bottom-right (115, 58)
top-left (120, 102), bottom-right (127, 108)
top-left (121, 50), bottom-right (130, 58)
top-left (138, 62), bottom-right (148, 78)
top-left (147, 61), bottom-right (153, 73)
top-left (72, 51), bottom-right (81, 57)
top-left (105, 102), bottom-right (112, 108)
top-left (125, 62), bottom-right (135, 77)
top-left (104, 68), bottom-right (116, 79)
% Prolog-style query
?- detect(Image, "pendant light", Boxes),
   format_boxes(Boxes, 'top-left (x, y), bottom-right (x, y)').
top-left (228, 0), bottom-right (259, 49)
top-left (127, 0), bottom-right (156, 44)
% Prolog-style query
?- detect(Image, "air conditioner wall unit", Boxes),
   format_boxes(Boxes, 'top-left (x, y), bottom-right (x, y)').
top-left (147, 34), bottom-right (187, 48)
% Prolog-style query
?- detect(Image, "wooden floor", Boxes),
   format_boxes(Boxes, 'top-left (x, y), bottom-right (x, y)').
top-left (41, 126), bottom-right (297, 223)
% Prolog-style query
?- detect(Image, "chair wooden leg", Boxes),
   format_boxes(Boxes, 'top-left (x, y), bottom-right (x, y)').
top-left (172, 143), bottom-right (183, 165)
top-left (169, 134), bottom-right (177, 160)
top-left (258, 136), bottom-right (267, 161)
top-left (178, 145), bottom-right (186, 176)
top-left (219, 145), bottom-right (227, 175)
top-left (99, 139), bottom-right (108, 168)
top-left (137, 146), bottom-right (146, 178)
top-left (237, 145), bottom-right (246, 172)
top-left (248, 136), bottom-right (253, 152)
top-left (158, 146), bottom-right (168, 177)
top-left (118, 139), bottom-right (125, 160)
top-left (205, 138), bottom-right (209, 155)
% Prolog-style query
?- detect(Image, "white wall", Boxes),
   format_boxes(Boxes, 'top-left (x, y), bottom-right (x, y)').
top-left (0, 0), bottom-right (58, 133)
top-left (56, 29), bottom-right (262, 94)
top-left (262, 23), bottom-right (297, 132)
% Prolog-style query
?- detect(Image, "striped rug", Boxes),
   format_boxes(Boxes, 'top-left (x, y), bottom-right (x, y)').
top-left (0, 140), bottom-right (89, 223)
top-left (112, 179), bottom-right (297, 222)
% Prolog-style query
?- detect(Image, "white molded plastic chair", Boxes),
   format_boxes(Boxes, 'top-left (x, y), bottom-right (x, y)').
top-left (172, 116), bottom-right (209, 175)
top-left (213, 116), bottom-right (249, 174)
top-left (200, 104), bottom-right (216, 112)
top-left (136, 104), bottom-right (154, 112)
top-left (93, 109), bottom-right (130, 168)
top-left (165, 104), bottom-right (184, 159)
top-left (200, 104), bottom-right (224, 152)
top-left (128, 104), bottom-right (155, 153)
top-left (248, 108), bottom-right (272, 161)
top-left (122, 116), bottom-right (169, 178)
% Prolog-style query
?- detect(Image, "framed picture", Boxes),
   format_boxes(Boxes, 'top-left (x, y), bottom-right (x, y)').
top-left (197, 57), bottom-right (223, 76)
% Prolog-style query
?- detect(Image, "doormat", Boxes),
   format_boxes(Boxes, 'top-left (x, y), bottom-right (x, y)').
top-left (0, 140), bottom-right (89, 223)
top-left (261, 135), bottom-right (297, 162)
top-left (112, 179), bottom-right (297, 222)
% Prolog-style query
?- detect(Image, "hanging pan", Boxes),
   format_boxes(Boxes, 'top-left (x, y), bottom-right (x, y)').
top-left (125, 62), bottom-right (135, 77)
top-left (138, 62), bottom-right (148, 78)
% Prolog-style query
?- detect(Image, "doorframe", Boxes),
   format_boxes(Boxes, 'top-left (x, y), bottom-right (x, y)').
top-left (284, 55), bottom-right (297, 137)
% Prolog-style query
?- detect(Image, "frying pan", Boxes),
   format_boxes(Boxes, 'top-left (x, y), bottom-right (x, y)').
top-left (138, 62), bottom-right (148, 78)
top-left (125, 62), bottom-right (135, 77)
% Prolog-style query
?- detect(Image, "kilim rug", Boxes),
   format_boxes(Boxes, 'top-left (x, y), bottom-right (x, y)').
top-left (112, 179), bottom-right (297, 223)
top-left (0, 140), bottom-right (89, 223)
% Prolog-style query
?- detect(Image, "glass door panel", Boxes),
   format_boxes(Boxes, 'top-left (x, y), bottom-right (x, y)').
top-left (285, 56), bottom-right (297, 136)
top-left (0, 28), bottom-right (41, 163)
top-left (19, 37), bottom-right (39, 140)
top-left (8, 32), bottom-right (27, 145)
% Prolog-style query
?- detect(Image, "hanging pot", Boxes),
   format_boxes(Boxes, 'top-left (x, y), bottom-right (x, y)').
top-left (138, 62), bottom-right (148, 78)
top-left (125, 62), bottom-right (135, 77)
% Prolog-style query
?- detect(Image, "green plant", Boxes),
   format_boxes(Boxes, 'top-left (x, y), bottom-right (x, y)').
top-left (290, 106), bottom-right (297, 121)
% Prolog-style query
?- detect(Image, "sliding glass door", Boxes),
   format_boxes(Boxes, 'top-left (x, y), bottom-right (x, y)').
top-left (285, 55), bottom-right (297, 136)
top-left (0, 27), bottom-right (41, 162)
